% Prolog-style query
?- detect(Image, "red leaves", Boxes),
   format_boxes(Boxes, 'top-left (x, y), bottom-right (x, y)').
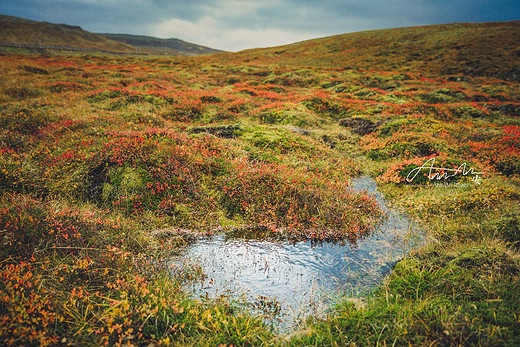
top-left (220, 161), bottom-right (383, 241)
top-left (0, 262), bottom-right (63, 346)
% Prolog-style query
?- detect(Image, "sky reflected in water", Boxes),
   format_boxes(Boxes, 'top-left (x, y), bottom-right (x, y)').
top-left (170, 176), bottom-right (423, 330)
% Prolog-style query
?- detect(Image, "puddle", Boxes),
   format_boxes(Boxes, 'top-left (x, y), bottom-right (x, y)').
top-left (169, 176), bottom-right (423, 331)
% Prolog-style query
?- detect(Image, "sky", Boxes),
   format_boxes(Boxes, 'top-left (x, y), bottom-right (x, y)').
top-left (1, 0), bottom-right (519, 52)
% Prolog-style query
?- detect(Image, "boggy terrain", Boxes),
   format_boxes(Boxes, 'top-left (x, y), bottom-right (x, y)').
top-left (0, 21), bottom-right (519, 346)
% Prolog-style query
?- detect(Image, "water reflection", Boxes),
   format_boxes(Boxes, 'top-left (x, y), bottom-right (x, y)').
top-left (169, 176), bottom-right (423, 330)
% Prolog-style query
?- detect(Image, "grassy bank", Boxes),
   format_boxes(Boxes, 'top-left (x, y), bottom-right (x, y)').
top-left (0, 48), bottom-right (519, 345)
top-left (289, 179), bottom-right (520, 346)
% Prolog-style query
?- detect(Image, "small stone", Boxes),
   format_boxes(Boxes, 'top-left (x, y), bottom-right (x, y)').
top-left (339, 117), bottom-right (376, 135)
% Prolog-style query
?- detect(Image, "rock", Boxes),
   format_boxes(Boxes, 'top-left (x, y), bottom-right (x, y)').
top-left (290, 126), bottom-right (310, 136)
top-left (506, 69), bottom-right (520, 82)
top-left (190, 124), bottom-right (241, 138)
top-left (321, 134), bottom-right (336, 148)
top-left (339, 117), bottom-right (376, 135)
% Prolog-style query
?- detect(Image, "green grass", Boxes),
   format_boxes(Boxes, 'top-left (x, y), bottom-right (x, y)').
top-left (288, 204), bottom-right (520, 346)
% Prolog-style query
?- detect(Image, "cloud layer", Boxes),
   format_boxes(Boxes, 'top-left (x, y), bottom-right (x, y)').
top-left (1, 0), bottom-right (519, 51)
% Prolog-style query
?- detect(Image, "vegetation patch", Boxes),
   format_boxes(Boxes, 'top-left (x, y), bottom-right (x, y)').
top-left (0, 32), bottom-right (519, 346)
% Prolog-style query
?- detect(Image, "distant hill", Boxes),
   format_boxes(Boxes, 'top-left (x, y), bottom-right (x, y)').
top-left (99, 34), bottom-right (224, 56)
top-left (0, 14), bottom-right (224, 56)
top-left (0, 14), bottom-right (136, 53)
top-left (2, 14), bottom-right (518, 78)
top-left (212, 21), bottom-right (520, 81)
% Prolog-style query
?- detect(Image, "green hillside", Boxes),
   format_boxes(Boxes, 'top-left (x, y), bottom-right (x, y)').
top-left (0, 14), bottom-right (136, 53)
top-left (0, 14), bottom-right (225, 55)
top-left (212, 21), bottom-right (520, 80)
top-left (99, 33), bottom-right (224, 55)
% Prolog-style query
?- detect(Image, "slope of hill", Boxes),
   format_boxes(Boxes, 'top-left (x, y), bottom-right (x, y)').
top-left (0, 14), bottom-right (224, 55)
top-left (212, 21), bottom-right (520, 80)
top-left (99, 33), bottom-right (224, 55)
top-left (0, 14), bottom-right (137, 53)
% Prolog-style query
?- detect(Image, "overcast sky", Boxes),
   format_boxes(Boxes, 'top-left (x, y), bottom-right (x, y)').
top-left (1, 0), bottom-right (519, 52)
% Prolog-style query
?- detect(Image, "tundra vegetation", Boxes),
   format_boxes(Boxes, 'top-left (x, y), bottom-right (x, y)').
top-left (1, 22), bottom-right (519, 346)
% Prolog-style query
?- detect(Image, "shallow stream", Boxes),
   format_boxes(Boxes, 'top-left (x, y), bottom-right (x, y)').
top-left (170, 176), bottom-right (423, 330)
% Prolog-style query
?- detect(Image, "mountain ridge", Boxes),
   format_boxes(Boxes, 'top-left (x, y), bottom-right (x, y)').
top-left (2, 14), bottom-right (519, 80)
top-left (98, 33), bottom-right (224, 55)
top-left (209, 20), bottom-right (520, 80)
top-left (0, 14), bottom-right (223, 55)
top-left (0, 14), bottom-right (136, 53)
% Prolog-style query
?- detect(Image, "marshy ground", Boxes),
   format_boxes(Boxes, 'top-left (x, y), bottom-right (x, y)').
top-left (0, 44), bottom-right (519, 345)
